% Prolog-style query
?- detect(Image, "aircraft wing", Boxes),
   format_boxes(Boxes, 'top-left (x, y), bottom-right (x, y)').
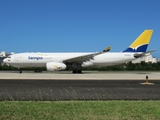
top-left (134, 50), bottom-right (156, 58)
top-left (63, 46), bottom-right (111, 63)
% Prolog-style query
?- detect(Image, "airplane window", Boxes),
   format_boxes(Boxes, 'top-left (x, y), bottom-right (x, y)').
top-left (8, 56), bottom-right (11, 58)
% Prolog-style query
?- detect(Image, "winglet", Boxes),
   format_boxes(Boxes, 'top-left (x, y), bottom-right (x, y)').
top-left (103, 46), bottom-right (111, 52)
top-left (123, 30), bottom-right (153, 52)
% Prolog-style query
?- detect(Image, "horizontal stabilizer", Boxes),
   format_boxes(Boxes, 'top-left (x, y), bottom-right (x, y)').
top-left (134, 50), bottom-right (156, 58)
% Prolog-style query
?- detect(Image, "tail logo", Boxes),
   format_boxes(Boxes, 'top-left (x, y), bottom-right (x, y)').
top-left (123, 30), bottom-right (153, 52)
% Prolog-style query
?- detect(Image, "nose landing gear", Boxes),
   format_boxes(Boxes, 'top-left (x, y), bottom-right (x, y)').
top-left (18, 68), bottom-right (22, 74)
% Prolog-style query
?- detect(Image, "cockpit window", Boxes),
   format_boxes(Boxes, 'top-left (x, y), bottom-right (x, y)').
top-left (7, 56), bottom-right (11, 58)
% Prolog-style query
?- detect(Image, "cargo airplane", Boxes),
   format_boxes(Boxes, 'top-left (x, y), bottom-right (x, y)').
top-left (3, 30), bottom-right (155, 73)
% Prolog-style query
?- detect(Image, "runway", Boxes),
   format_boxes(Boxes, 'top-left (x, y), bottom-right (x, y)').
top-left (0, 79), bottom-right (160, 101)
top-left (0, 71), bottom-right (160, 101)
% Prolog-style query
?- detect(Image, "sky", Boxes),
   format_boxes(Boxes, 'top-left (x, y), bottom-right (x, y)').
top-left (0, 0), bottom-right (160, 57)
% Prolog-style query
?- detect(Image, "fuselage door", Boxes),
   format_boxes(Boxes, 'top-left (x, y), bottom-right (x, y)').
top-left (12, 55), bottom-right (23, 67)
top-left (14, 55), bottom-right (19, 61)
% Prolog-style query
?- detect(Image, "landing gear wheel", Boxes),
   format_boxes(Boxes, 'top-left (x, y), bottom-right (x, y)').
top-left (72, 69), bottom-right (82, 74)
top-left (72, 69), bottom-right (77, 74)
top-left (18, 68), bottom-right (22, 74)
top-left (78, 70), bottom-right (82, 73)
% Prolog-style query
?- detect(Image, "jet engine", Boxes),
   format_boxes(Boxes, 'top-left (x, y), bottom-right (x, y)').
top-left (46, 62), bottom-right (66, 71)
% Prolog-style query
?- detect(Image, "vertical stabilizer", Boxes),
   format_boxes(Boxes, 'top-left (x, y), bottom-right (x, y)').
top-left (123, 30), bottom-right (153, 52)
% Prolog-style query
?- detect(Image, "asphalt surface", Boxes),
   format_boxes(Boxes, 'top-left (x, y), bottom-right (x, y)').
top-left (0, 80), bottom-right (160, 101)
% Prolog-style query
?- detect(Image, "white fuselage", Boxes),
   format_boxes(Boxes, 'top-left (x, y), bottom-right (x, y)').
top-left (4, 52), bottom-right (136, 68)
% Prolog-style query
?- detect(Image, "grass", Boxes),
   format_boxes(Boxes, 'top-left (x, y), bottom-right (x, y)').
top-left (0, 101), bottom-right (160, 120)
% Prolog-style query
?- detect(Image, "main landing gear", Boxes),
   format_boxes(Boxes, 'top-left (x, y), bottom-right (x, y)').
top-left (72, 69), bottom-right (82, 74)
top-left (63, 62), bottom-right (83, 74)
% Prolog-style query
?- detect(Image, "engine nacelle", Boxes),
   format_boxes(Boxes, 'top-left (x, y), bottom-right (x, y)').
top-left (46, 62), bottom-right (66, 71)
